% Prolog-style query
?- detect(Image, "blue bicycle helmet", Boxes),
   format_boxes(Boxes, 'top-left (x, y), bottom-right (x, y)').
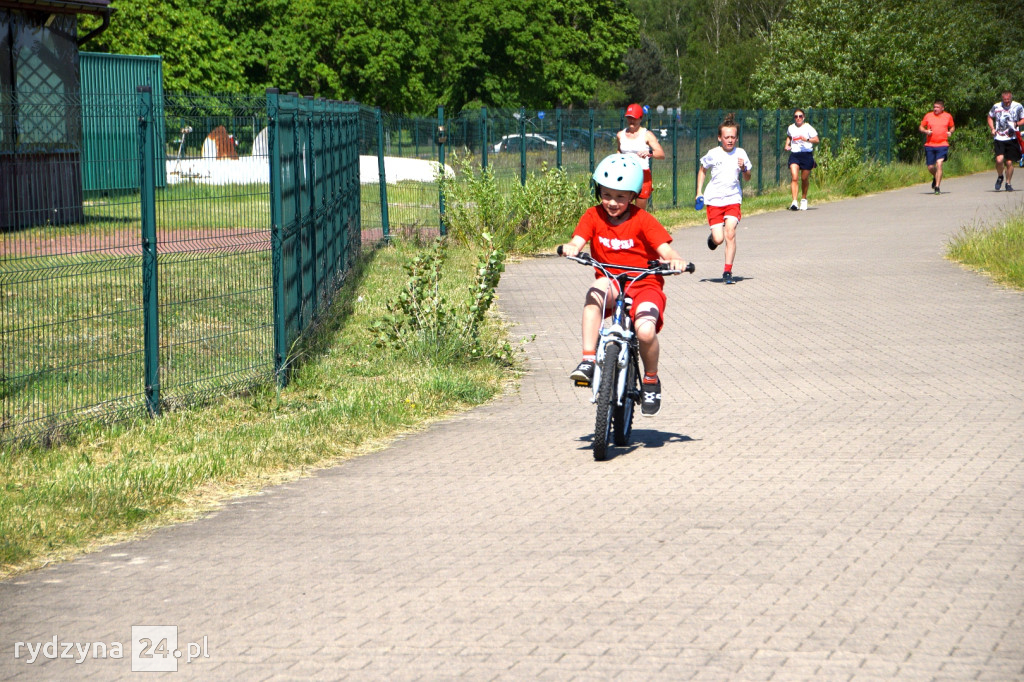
top-left (592, 153), bottom-right (643, 194)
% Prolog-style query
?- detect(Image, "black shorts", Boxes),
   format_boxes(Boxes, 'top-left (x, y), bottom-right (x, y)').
top-left (788, 151), bottom-right (816, 171)
top-left (994, 137), bottom-right (1023, 162)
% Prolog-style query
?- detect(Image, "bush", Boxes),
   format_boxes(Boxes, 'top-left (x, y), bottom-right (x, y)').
top-left (440, 154), bottom-right (592, 254)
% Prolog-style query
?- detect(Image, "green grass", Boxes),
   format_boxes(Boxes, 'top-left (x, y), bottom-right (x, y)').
top-left (946, 209), bottom-right (1024, 289)
top-left (0, 239), bottom-right (513, 576)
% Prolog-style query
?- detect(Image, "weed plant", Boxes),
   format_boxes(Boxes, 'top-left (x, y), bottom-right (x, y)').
top-left (947, 209), bottom-right (1024, 289)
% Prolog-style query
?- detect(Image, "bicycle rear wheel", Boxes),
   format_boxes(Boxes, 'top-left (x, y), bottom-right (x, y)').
top-left (593, 341), bottom-right (619, 462)
top-left (613, 346), bottom-right (638, 446)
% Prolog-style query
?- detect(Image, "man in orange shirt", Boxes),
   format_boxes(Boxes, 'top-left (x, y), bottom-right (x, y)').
top-left (920, 100), bottom-right (955, 195)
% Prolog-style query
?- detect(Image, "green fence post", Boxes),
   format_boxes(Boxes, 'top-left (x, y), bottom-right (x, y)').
top-left (756, 109), bottom-right (764, 195)
top-left (304, 96), bottom-right (319, 318)
top-left (481, 106), bottom-right (488, 170)
top-left (556, 107), bottom-right (563, 169)
top-left (266, 88), bottom-right (287, 386)
top-left (886, 108), bottom-right (893, 163)
top-left (137, 86), bottom-right (160, 416)
top-left (671, 112), bottom-right (678, 207)
top-left (775, 109), bottom-right (781, 186)
top-left (375, 107), bottom-right (390, 242)
top-left (588, 108), bottom-right (595, 173)
top-left (694, 110), bottom-right (702, 195)
top-left (519, 106), bottom-right (527, 186)
top-left (876, 109), bottom-right (884, 161)
top-left (438, 105), bottom-right (446, 235)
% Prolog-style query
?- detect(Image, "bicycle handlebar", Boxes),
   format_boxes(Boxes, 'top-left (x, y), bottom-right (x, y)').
top-left (556, 244), bottom-right (694, 275)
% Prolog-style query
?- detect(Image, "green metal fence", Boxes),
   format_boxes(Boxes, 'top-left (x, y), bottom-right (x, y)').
top-left (1, 88), bottom-right (359, 441)
top-left (364, 106), bottom-right (893, 237)
top-left (2, 90), bottom-right (890, 442)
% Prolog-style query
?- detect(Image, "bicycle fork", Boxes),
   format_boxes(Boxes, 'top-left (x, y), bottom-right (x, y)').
top-left (591, 327), bottom-right (632, 405)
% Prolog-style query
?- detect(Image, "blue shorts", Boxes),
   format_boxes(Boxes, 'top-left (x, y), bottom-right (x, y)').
top-left (788, 151), bottom-right (816, 171)
top-left (925, 146), bottom-right (949, 165)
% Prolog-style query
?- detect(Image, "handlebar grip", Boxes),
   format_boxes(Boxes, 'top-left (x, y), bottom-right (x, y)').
top-left (685, 262), bottom-right (695, 274)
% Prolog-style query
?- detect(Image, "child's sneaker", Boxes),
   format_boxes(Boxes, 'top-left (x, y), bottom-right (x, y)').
top-left (707, 233), bottom-right (718, 251)
top-left (799, 199), bottom-right (808, 211)
top-left (570, 359), bottom-right (595, 387)
top-left (723, 270), bottom-right (734, 284)
top-left (640, 378), bottom-right (661, 416)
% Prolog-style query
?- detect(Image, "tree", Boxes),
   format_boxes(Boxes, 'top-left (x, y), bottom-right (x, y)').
top-left (438, 0), bottom-right (640, 111)
top-left (621, 36), bottom-right (673, 105)
top-left (79, 0), bottom-right (245, 92)
top-left (752, 0), bottom-right (1024, 158)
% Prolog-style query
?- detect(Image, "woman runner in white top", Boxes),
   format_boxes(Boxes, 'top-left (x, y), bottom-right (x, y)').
top-left (616, 103), bottom-right (665, 211)
top-left (784, 108), bottom-right (819, 210)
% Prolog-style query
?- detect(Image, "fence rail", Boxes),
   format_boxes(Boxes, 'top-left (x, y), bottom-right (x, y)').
top-left (1, 90), bottom-right (890, 442)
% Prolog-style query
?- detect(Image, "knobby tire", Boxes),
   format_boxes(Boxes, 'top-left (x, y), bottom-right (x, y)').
top-left (613, 347), bottom-right (638, 446)
top-left (593, 341), bottom-right (619, 462)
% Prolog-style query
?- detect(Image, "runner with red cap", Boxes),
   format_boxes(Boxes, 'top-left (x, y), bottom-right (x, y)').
top-left (617, 103), bottom-right (665, 212)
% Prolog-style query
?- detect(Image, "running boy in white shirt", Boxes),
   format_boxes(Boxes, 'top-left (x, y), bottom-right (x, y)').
top-left (696, 113), bottom-right (752, 284)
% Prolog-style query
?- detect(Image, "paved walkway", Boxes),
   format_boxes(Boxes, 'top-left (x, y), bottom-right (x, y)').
top-left (2, 174), bottom-right (1023, 680)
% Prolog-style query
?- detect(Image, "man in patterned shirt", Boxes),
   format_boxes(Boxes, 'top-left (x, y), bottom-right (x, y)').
top-left (987, 90), bottom-right (1024, 192)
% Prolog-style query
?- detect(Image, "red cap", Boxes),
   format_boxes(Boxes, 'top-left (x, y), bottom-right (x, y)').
top-left (625, 103), bottom-right (643, 119)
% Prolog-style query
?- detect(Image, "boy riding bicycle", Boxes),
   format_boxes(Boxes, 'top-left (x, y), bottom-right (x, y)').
top-left (560, 153), bottom-right (689, 417)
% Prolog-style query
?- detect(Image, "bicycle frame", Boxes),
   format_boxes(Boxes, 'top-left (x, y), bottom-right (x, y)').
top-left (561, 248), bottom-right (692, 461)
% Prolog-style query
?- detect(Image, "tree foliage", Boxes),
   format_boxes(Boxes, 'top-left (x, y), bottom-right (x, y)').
top-left (80, 0), bottom-right (638, 113)
top-left (751, 0), bottom-right (1024, 158)
top-left (625, 0), bottom-right (788, 109)
top-left (80, 0), bottom-right (245, 92)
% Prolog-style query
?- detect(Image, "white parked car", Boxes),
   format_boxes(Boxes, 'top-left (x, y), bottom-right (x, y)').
top-left (492, 133), bottom-right (558, 153)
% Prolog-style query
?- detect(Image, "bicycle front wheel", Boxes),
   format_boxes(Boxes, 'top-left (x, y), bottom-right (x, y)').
top-left (613, 345), bottom-right (639, 446)
top-left (593, 341), bottom-right (620, 462)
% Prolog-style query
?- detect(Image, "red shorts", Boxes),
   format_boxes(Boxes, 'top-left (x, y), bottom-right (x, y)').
top-left (639, 169), bottom-right (653, 199)
top-left (707, 203), bottom-right (741, 227)
top-left (605, 278), bottom-right (667, 333)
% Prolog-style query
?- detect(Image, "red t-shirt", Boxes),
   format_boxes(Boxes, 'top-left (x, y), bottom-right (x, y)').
top-left (921, 111), bottom-right (954, 147)
top-left (572, 205), bottom-right (672, 289)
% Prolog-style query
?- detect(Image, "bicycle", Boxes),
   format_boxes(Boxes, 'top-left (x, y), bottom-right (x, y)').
top-left (558, 246), bottom-right (694, 461)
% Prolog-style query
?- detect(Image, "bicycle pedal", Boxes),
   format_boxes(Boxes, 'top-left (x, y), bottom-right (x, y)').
top-left (574, 379), bottom-right (591, 387)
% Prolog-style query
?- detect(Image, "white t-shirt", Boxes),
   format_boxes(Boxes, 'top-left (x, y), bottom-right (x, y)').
top-left (787, 123), bottom-right (817, 153)
top-left (699, 146), bottom-right (753, 206)
top-left (618, 128), bottom-right (652, 169)
top-left (989, 101), bottom-right (1024, 141)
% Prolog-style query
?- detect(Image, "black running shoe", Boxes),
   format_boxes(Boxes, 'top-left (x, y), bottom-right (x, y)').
top-left (931, 178), bottom-right (936, 190)
top-left (570, 359), bottom-right (595, 387)
top-left (788, 202), bottom-right (799, 211)
top-left (640, 379), bottom-right (661, 417)
top-left (1006, 184), bottom-right (1015, 192)
top-left (707, 233), bottom-right (718, 251)
top-left (934, 187), bottom-right (940, 195)
top-left (723, 271), bottom-right (734, 284)
top-left (996, 176), bottom-right (1004, 191)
